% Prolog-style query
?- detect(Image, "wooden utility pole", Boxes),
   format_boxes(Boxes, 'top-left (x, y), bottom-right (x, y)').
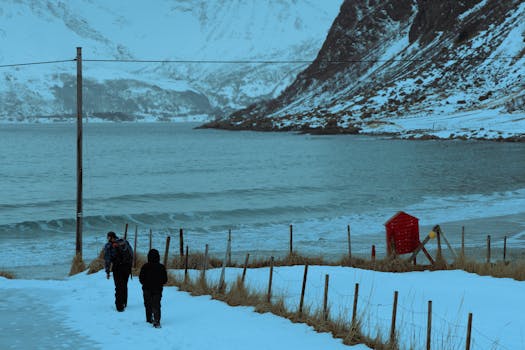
top-left (75, 47), bottom-right (83, 258)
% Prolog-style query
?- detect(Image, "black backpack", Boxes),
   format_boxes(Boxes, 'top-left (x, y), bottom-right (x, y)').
top-left (113, 239), bottom-right (133, 266)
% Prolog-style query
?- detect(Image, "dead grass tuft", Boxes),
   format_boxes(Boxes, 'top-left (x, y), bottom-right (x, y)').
top-left (170, 252), bottom-right (223, 270)
top-left (339, 255), bottom-right (368, 267)
top-left (165, 272), bottom-right (179, 287)
top-left (131, 253), bottom-right (147, 276)
top-left (69, 253), bottom-right (86, 276)
top-left (0, 271), bottom-right (15, 279)
top-left (222, 277), bottom-right (262, 306)
top-left (167, 269), bottom-right (390, 350)
top-left (87, 257), bottom-right (105, 274)
top-left (87, 249), bottom-right (105, 274)
top-left (452, 258), bottom-right (525, 280)
top-left (277, 252), bottom-right (329, 266)
top-left (187, 273), bottom-right (213, 296)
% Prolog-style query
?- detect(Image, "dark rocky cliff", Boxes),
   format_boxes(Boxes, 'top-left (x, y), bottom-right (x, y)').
top-left (203, 0), bottom-right (525, 140)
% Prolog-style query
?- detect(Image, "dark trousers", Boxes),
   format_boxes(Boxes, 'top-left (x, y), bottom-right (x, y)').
top-left (113, 264), bottom-right (131, 311)
top-left (143, 289), bottom-right (163, 323)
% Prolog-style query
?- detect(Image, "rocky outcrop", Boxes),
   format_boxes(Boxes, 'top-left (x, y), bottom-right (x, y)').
top-left (204, 0), bottom-right (525, 140)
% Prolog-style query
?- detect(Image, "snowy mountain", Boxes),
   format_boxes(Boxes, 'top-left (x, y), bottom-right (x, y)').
top-left (0, 0), bottom-right (343, 122)
top-left (206, 0), bottom-right (525, 141)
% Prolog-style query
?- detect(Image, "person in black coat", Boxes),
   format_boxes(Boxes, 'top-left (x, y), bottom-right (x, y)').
top-left (104, 231), bottom-right (133, 312)
top-left (139, 249), bottom-right (168, 328)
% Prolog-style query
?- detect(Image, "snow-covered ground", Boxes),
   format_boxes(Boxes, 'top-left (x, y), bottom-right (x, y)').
top-left (359, 108), bottom-right (525, 140)
top-left (2, 266), bottom-right (524, 349)
top-left (0, 269), bottom-right (365, 350)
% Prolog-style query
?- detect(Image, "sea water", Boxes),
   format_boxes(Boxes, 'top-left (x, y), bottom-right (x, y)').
top-left (1, 122), bottom-right (524, 278)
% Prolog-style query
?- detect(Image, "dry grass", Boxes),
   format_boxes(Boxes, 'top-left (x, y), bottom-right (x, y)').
top-left (0, 271), bottom-right (15, 279)
top-left (221, 276), bottom-right (262, 306)
top-left (168, 271), bottom-right (389, 350)
top-left (69, 253), bottom-right (86, 276)
top-left (131, 253), bottom-right (147, 275)
top-left (246, 252), bottom-right (334, 268)
top-left (86, 249), bottom-right (147, 276)
top-left (170, 252), bottom-right (223, 270)
top-left (87, 246), bottom-right (525, 282)
top-left (87, 249), bottom-right (105, 274)
top-left (452, 257), bottom-right (525, 280)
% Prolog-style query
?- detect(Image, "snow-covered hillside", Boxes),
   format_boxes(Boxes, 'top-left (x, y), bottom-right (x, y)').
top-left (0, 0), bottom-right (343, 122)
top-left (207, 0), bottom-right (525, 141)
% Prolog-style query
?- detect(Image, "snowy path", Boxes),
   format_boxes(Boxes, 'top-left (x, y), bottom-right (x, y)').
top-left (0, 287), bottom-right (94, 349)
top-left (0, 272), bottom-right (367, 350)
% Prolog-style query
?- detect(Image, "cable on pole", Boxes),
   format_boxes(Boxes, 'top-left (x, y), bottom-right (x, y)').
top-left (0, 56), bottom-right (520, 69)
top-left (0, 59), bottom-right (75, 68)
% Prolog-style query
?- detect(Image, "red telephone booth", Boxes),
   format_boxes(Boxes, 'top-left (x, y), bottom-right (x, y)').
top-left (385, 211), bottom-right (420, 255)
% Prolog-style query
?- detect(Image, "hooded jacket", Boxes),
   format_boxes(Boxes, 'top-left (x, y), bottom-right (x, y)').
top-left (139, 249), bottom-right (168, 292)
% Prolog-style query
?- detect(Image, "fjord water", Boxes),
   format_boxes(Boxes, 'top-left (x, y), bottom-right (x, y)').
top-left (1, 122), bottom-right (524, 278)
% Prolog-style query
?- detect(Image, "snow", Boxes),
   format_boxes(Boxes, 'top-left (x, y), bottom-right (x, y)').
top-left (0, 270), bottom-right (365, 350)
top-left (490, 2), bottom-right (525, 58)
top-left (0, 0), bottom-right (344, 121)
top-left (0, 0), bottom-right (343, 63)
top-left (363, 108), bottom-right (525, 139)
top-left (2, 265), bottom-right (524, 349)
top-left (458, 0), bottom-right (489, 21)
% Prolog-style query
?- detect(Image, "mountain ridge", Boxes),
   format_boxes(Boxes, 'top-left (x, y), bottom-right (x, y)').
top-left (0, 0), bottom-right (342, 122)
top-left (204, 0), bottom-right (525, 141)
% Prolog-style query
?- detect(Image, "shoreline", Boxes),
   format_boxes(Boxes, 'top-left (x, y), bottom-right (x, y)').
top-left (4, 212), bottom-right (524, 281)
top-left (1, 119), bottom-right (523, 142)
top-left (197, 122), bottom-right (525, 142)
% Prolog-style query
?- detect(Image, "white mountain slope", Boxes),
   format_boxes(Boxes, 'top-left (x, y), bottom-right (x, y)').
top-left (0, 0), bottom-right (343, 122)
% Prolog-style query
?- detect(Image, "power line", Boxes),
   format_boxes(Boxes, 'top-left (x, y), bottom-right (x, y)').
top-left (82, 58), bottom-right (426, 64)
top-left (0, 55), bottom-right (520, 69)
top-left (0, 59), bottom-right (75, 68)
top-left (83, 58), bottom-right (315, 64)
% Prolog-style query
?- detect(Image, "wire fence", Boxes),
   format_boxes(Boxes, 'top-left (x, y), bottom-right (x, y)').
top-left (110, 223), bottom-right (525, 350)
top-left (171, 261), bottom-right (514, 350)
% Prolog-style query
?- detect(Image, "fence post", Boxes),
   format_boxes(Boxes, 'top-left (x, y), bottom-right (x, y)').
top-left (352, 283), bottom-right (359, 327)
top-left (149, 228), bottom-right (152, 251)
top-left (299, 264), bottom-right (308, 315)
top-left (219, 234), bottom-right (229, 290)
top-left (133, 225), bottom-right (138, 269)
top-left (123, 223), bottom-right (128, 240)
top-left (242, 253), bottom-right (250, 283)
top-left (465, 313), bottom-right (473, 350)
top-left (461, 226), bottom-right (465, 258)
top-left (347, 224), bottom-right (352, 260)
top-left (371, 245), bottom-right (376, 263)
top-left (163, 236), bottom-right (171, 267)
top-left (323, 274), bottom-right (329, 321)
top-left (503, 236), bottom-right (507, 262)
top-left (390, 290), bottom-right (399, 345)
top-left (486, 235), bottom-right (491, 264)
top-left (179, 228), bottom-right (184, 256)
top-left (202, 244), bottom-right (209, 280)
top-left (267, 256), bottom-right (274, 303)
top-left (184, 245), bottom-right (189, 281)
top-left (436, 229), bottom-right (443, 261)
top-left (289, 224), bottom-right (293, 254)
top-left (227, 229), bottom-right (232, 266)
top-left (427, 300), bottom-right (432, 350)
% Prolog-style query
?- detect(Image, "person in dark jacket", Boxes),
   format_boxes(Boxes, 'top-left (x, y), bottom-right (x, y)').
top-left (104, 231), bottom-right (133, 312)
top-left (139, 248), bottom-right (168, 328)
